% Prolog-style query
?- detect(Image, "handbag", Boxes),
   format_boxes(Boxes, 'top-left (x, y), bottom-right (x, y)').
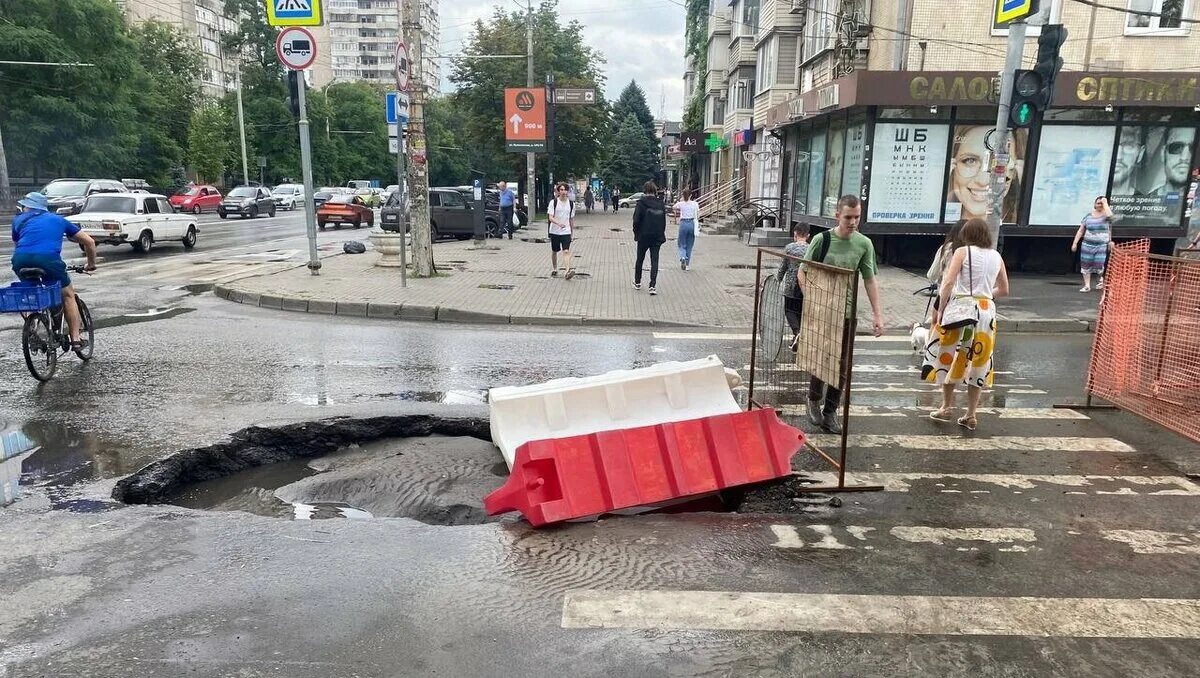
top-left (940, 246), bottom-right (980, 330)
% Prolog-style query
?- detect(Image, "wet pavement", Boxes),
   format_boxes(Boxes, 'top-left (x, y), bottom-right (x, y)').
top-left (1, 277), bottom-right (1199, 675)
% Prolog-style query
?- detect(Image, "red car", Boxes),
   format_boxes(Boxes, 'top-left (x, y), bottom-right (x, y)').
top-left (170, 185), bottom-right (223, 214)
top-left (316, 194), bottom-right (374, 229)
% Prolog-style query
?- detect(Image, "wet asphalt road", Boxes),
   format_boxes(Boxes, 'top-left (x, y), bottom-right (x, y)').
top-left (2, 247), bottom-right (1200, 675)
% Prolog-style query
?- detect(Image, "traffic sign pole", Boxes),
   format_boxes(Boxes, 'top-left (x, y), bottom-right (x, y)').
top-left (987, 19), bottom-right (1027, 254)
top-left (296, 78), bottom-right (321, 275)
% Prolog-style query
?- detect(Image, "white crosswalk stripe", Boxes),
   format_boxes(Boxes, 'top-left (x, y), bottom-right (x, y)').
top-left (801, 472), bottom-right (1200, 495)
top-left (807, 434), bottom-right (1135, 452)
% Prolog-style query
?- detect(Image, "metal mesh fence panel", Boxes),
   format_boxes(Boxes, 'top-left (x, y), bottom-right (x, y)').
top-left (1087, 239), bottom-right (1200, 444)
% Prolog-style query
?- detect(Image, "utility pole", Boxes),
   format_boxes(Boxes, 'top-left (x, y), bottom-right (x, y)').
top-left (0, 124), bottom-right (11, 212)
top-left (235, 69), bottom-right (251, 186)
top-left (296, 76), bottom-right (321, 275)
top-left (525, 0), bottom-right (536, 220)
top-left (402, 0), bottom-right (435, 276)
top-left (987, 20), bottom-right (1027, 252)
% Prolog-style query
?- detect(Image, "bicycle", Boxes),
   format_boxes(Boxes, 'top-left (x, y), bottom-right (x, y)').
top-left (0, 265), bottom-right (95, 381)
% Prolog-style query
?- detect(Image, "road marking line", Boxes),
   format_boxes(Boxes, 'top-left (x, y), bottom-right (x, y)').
top-left (890, 526), bottom-right (1037, 551)
top-left (831, 406), bottom-right (1088, 419)
top-left (743, 385), bottom-right (1047, 394)
top-left (560, 590), bottom-right (1200, 637)
top-left (745, 364), bottom-right (1017, 376)
top-left (1102, 530), bottom-right (1200, 555)
top-left (802, 471), bottom-right (1200, 495)
top-left (652, 332), bottom-right (752, 340)
top-left (807, 434), bottom-right (1135, 452)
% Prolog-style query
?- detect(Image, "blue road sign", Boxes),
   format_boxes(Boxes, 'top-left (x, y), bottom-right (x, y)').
top-left (385, 92), bottom-right (409, 126)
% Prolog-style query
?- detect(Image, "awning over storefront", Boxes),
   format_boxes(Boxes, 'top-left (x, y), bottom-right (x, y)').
top-left (765, 70), bottom-right (1200, 129)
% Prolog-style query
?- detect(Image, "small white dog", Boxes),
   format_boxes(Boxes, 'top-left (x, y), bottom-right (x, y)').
top-left (910, 322), bottom-right (929, 352)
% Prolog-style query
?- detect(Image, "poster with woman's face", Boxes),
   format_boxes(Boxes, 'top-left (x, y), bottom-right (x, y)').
top-left (944, 125), bottom-right (1027, 224)
top-left (822, 127), bottom-right (846, 218)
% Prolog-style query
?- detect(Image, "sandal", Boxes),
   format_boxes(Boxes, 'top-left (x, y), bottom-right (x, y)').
top-left (565, 269), bottom-right (576, 280)
top-left (929, 408), bottom-right (954, 422)
top-left (1079, 286), bottom-right (1091, 293)
top-left (957, 415), bottom-right (977, 431)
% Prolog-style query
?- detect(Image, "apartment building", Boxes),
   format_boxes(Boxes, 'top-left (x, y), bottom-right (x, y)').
top-left (119, 0), bottom-right (239, 98)
top-left (311, 0), bottom-right (441, 92)
top-left (688, 0), bottom-right (1200, 261)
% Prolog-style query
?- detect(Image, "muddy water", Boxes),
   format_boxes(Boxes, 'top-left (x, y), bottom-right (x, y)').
top-left (170, 435), bottom-right (510, 525)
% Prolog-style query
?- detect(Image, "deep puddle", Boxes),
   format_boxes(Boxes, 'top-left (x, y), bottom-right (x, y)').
top-left (2, 423), bottom-right (132, 511)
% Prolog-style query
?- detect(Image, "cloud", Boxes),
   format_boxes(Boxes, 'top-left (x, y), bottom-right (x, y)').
top-left (437, 0), bottom-right (687, 120)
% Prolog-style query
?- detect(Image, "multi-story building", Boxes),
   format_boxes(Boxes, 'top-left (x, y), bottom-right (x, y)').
top-left (311, 0), bottom-right (440, 93)
top-left (119, 0), bottom-right (239, 98)
top-left (688, 0), bottom-right (1200, 263)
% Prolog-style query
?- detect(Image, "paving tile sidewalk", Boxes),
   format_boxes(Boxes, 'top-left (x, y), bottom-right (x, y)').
top-left (216, 211), bottom-right (1096, 331)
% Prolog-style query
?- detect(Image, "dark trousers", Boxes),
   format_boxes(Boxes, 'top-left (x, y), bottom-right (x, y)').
top-left (500, 206), bottom-right (515, 237)
top-left (634, 241), bottom-right (661, 287)
top-left (784, 293), bottom-right (804, 335)
top-left (809, 318), bottom-right (855, 415)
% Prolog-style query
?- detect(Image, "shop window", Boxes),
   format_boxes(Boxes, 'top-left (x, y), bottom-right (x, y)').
top-left (1126, 0), bottom-right (1189, 34)
top-left (1028, 125), bottom-right (1115, 225)
top-left (1044, 108), bottom-right (1118, 122)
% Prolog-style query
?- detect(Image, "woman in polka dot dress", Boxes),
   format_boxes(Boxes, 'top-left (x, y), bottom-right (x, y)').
top-left (920, 218), bottom-right (1010, 431)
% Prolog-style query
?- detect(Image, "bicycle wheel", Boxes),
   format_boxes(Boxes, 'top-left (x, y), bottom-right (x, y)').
top-left (74, 297), bottom-right (94, 361)
top-left (22, 313), bottom-right (57, 381)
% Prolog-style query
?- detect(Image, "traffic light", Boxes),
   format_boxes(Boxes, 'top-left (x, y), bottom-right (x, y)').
top-left (1008, 24), bottom-right (1068, 129)
top-left (285, 70), bottom-right (301, 119)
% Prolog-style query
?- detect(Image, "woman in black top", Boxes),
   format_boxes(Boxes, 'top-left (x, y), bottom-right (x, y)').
top-left (632, 181), bottom-right (667, 295)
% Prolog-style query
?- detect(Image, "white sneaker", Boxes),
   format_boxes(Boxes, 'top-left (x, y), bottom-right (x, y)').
top-left (649, 287), bottom-right (657, 295)
top-left (1079, 286), bottom-right (1091, 293)
top-left (632, 282), bottom-right (641, 290)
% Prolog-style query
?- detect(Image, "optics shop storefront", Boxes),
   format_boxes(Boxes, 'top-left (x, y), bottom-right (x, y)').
top-left (765, 70), bottom-right (1200, 241)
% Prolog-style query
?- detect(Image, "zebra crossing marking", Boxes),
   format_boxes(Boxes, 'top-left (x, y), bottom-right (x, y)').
top-left (801, 472), bottom-right (1200, 495)
top-left (807, 434), bottom-right (1135, 452)
top-left (560, 590), bottom-right (1200, 637)
top-left (1102, 530), bottom-right (1200, 555)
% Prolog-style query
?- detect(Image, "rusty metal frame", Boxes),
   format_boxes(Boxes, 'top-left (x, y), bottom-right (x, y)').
top-left (747, 247), bottom-right (883, 494)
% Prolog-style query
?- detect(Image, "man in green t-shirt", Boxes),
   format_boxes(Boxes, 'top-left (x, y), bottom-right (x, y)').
top-left (799, 194), bottom-right (884, 434)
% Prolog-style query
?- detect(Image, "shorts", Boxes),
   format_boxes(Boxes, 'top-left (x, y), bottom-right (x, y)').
top-left (549, 233), bottom-right (572, 252)
top-left (11, 252), bottom-right (70, 287)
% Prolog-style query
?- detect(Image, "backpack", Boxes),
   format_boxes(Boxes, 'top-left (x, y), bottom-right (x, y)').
top-left (810, 230), bottom-right (832, 263)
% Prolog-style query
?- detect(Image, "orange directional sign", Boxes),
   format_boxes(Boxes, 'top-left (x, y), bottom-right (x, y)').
top-left (505, 87), bottom-right (546, 153)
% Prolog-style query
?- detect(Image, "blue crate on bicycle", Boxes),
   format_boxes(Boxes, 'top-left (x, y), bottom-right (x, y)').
top-left (0, 281), bottom-right (61, 313)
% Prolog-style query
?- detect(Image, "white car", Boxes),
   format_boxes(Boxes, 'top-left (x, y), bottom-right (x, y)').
top-left (272, 184), bottom-right (304, 210)
top-left (619, 192), bottom-right (644, 208)
top-left (67, 193), bottom-right (198, 253)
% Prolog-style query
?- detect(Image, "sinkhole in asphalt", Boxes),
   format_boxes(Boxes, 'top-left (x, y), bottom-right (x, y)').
top-left (111, 414), bottom-right (836, 526)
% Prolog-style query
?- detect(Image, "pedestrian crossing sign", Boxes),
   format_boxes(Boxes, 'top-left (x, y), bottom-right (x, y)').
top-left (266, 0), bottom-right (323, 27)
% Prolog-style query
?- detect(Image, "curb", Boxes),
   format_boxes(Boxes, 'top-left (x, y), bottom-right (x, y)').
top-left (213, 284), bottom-right (1095, 333)
top-left (212, 283), bottom-right (747, 329)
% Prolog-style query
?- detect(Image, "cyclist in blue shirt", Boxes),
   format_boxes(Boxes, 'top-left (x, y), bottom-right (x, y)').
top-left (11, 192), bottom-right (97, 348)
top-left (497, 181), bottom-right (516, 239)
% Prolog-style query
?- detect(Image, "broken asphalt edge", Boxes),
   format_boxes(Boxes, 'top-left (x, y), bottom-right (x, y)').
top-left (112, 413), bottom-right (492, 505)
top-left (212, 284), bottom-right (1094, 333)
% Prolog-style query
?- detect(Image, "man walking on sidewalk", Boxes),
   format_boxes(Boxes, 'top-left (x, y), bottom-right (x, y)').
top-left (547, 182), bottom-right (576, 279)
top-left (801, 194), bottom-right (885, 434)
top-left (497, 181), bottom-right (516, 239)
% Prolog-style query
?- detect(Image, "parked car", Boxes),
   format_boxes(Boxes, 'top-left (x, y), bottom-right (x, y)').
top-left (429, 187), bottom-right (503, 240)
top-left (453, 187), bottom-right (528, 227)
top-left (67, 193), bottom-right (198, 253)
top-left (382, 184), bottom-right (399, 204)
top-left (218, 185), bottom-right (275, 219)
top-left (169, 185), bottom-right (222, 214)
top-left (354, 187), bottom-right (380, 208)
top-left (380, 192), bottom-right (410, 233)
top-left (345, 180), bottom-right (371, 190)
top-left (314, 187), bottom-right (337, 208)
top-left (271, 183), bottom-right (305, 210)
top-left (41, 178), bottom-right (128, 216)
top-left (618, 192), bottom-right (644, 208)
top-left (316, 194), bottom-right (374, 229)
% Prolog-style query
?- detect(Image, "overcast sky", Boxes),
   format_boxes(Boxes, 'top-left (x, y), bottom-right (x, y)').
top-left (436, 0), bottom-right (687, 121)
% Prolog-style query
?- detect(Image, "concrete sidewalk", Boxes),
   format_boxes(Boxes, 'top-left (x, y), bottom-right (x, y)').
top-left (214, 211), bottom-right (1097, 331)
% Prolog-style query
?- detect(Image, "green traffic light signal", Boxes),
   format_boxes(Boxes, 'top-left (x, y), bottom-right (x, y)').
top-left (1012, 102), bottom-right (1035, 127)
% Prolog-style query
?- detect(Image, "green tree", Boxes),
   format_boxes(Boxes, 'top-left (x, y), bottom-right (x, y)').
top-left (130, 20), bottom-right (204, 187)
top-left (187, 105), bottom-right (231, 183)
top-left (0, 0), bottom-right (142, 179)
top-left (613, 81), bottom-right (655, 140)
top-left (450, 1), bottom-right (609, 196)
top-left (681, 0), bottom-right (708, 132)
top-left (609, 81), bottom-right (660, 183)
top-left (601, 113), bottom-right (656, 192)
top-left (326, 81), bottom-right (391, 183)
top-left (424, 95), bottom-right (471, 188)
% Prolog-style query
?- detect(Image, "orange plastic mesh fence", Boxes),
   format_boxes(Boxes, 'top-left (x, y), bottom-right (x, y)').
top-left (1087, 239), bottom-right (1200, 443)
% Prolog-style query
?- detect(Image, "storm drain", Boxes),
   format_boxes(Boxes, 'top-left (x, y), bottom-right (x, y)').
top-left (478, 283), bottom-right (516, 290)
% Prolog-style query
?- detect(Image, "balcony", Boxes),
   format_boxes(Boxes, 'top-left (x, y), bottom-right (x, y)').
top-left (706, 68), bottom-right (726, 94)
top-left (726, 35), bottom-right (755, 72)
top-left (708, 9), bottom-right (731, 36)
